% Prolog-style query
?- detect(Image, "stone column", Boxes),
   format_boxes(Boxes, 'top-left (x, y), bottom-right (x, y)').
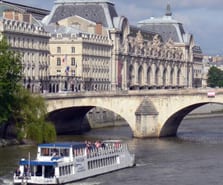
top-left (109, 29), bottom-right (120, 91)
top-left (122, 57), bottom-right (128, 90)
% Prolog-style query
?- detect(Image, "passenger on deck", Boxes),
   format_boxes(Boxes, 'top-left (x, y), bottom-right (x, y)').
top-left (95, 141), bottom-right (101, 148)
top-left (15, 168), bottom-right (20, 176)
top-left (24, 165), bottom-right (29, 176)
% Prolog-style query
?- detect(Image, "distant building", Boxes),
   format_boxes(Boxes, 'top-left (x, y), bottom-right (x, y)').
top-left (42, 0), bottom-right (202, 91)
top-left (0, 0), bottom-right (204, 92)
top-left (202, 55), bottom-right (223, 87)
top-left (137, 3), bottom-right (203, 88)
top-left (43, 0), bottom-right (121, 91)
top-left (45, 16), bottom-right (112, 92)
top-left (0, 1), bottom-right (50, 93)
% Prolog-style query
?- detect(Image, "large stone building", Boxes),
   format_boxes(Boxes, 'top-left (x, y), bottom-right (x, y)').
top-left (42, 0), bottom-right (121, 92)
top-left (0, 0), bottom-right (204, 92)
top-left (137, 4), bottom-right (203, 88)
top-left (42, 0), bottom-right (203, 91)
top-left (0, 1), bottom-right (50, 92)
top-left (45, 16), bottom-right (113, 92)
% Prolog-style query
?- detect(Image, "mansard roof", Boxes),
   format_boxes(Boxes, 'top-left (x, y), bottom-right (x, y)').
top-left (130, 25), bottom-right (160, 42)
top-left (137, 4), bottom-right (186, 43)
top-left (0, 0), bottom-right (50, 20)
top-left (138, 16), bottom-right (185, 43)
top-left (44, 24), bottom-right (82, 36)
top-left (43, 0), bottom-right (118, 28)
top-left (0, 1), bottom-right (43, 26)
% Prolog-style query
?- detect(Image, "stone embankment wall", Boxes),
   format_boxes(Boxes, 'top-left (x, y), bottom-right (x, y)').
top-left (86, 107), bottom-right (127, 128)
top-left (186, 104), bottom-right (223, 118)
top-left (191, 104), bottom-right (223, 114)
top-left (0, 138), bottom-right (19, 147)
top-left (87, 104), bottom-right (223, 127)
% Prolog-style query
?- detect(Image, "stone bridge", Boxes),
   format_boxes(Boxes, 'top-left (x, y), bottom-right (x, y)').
top-left (44, 88), bottom-right (223, 138)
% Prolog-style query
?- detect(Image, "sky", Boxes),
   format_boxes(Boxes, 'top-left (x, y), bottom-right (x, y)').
top-left (6, 0), bottom-right (223, 56)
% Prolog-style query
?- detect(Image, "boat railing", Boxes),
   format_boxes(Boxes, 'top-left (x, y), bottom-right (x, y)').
top-left (87, 143), bottom-right (127, 158)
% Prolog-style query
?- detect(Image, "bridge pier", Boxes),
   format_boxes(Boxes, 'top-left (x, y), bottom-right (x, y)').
top-left (133, 98), bottom-right (159, 138)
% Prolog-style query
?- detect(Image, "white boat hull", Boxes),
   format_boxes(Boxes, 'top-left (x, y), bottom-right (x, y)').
top-left (13, 141), bottom-right (135, 185)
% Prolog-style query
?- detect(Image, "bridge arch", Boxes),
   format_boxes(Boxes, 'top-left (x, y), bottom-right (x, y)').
top-left (46, 99), bottom-right (136, 136)
top-left (48, 106), bottom-right (94, 134)
top-left (45, 89), bottom-right (223, 138)
top-left (159, 102), bottom-right (209, 137)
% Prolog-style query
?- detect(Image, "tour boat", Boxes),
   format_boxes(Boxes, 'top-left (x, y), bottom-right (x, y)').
top-left (13, 140), bottom-right (135, 185)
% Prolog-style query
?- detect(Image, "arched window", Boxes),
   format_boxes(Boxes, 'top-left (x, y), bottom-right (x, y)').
top-left (155, 67), bottom-right (160, 86)
top-left (163, 68), bottom-right (167, 87)
top-left (170, 68), bottom-right (174, 85)
top-left (147, 67), bottom-right (152, 86)
top-left (129, 65), bottom-right (134, 88)
top-left (177, 69), bottom-right (181, 86)
top-left (138, 66), bottom-right (143, 87)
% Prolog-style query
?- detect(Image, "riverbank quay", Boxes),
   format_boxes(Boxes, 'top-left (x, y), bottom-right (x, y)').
top-left (185, 112), bottom-right (223, 119)
top-left (0, 138), bottom-right (19, 147)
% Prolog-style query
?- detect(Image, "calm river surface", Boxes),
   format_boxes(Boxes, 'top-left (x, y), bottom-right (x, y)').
top-left (1, 116), bottom-right (223, 185)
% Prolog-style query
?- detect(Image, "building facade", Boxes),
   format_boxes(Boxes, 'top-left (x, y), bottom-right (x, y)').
top-left (137, 4), bottom-right (203, 88)
top-left (0, 0), bottom-right (204, 93)
top-left (43, 0), bottom-right (203, 92)
top-left (45, 16), bottom-right (113, 92)
top-left (0, 2), bottom-right (50, 93)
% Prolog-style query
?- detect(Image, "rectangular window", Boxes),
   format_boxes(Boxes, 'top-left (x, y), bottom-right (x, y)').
top-left (71, 70), bottom-right (75, 76)
top-left (57, 70), bottom-right (61, 76)
top-left (57, 58), bottom-right (61, 66)
top-left (71, 58), bottom-right (75, 66)
top-left (57, 47), bottom-right (61, 53)
top-left (71, 47), bottom-right (75, 53)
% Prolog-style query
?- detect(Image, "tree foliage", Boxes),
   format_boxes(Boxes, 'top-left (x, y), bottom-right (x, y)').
top-left (207, 66), bottom-right (223, 87)
top-left (13, 88), bottom-right (56, 143)
top-left (0, 38), bottom-right (22, 123)
top-left (0, 37), bottom-right (56, 143)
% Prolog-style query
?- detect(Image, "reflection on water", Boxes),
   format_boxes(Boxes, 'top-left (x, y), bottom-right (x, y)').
top-left (1, 116), bottom-right (223, 185)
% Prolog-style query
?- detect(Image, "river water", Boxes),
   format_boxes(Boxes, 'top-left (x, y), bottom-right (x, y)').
top-left (1, 116), bottom-right (223, 185)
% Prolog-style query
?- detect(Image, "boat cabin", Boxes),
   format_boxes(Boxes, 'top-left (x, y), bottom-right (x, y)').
top-left (16, 142), bottom-right (87, 179)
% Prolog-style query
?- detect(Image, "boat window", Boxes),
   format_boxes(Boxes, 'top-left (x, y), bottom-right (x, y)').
top-left (51, 148), bottom-right (59, 156)
top-left (60, 148), bottom-right (69, 157)
top-left (41, 148), bottom-right (50, 156)
top-left (36, 165), bottom-right (42, 176)
top-left (44, 166), bottom-right (55, 178)
top-left (40, 147), bottom-right (70, 157)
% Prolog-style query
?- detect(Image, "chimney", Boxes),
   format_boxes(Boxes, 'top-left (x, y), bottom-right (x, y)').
top-left (23, 13), bottom-right (32, 23)
top-left (3, 10), bottom-right (14, 20)
top-left (96, 23), bottom-right (102, 35)
top-left (3, 10), bottom-right (23, 22)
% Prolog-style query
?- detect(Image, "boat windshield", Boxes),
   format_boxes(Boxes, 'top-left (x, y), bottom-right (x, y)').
top-left (40, 147), bottom-right (69, 157)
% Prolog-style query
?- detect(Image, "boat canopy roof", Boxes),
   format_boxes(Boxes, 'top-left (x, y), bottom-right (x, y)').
top-left (38, 142), bottom-right (86, 149)
top-left (19, 159), bottom-right (58, 166)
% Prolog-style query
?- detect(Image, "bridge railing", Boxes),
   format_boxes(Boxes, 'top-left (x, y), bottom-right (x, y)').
top-left (41, 88), bottom-right (223, 99)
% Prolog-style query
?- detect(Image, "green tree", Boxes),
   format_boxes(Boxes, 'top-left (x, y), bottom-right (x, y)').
top-left (207, 66), bottom-right (223, 87)
top-left (0, 37), bottom-right (22, 124)
top-left (0, 37), bottom-right (56, 143)
top-left (13, 88), bottom-right (56, 143)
